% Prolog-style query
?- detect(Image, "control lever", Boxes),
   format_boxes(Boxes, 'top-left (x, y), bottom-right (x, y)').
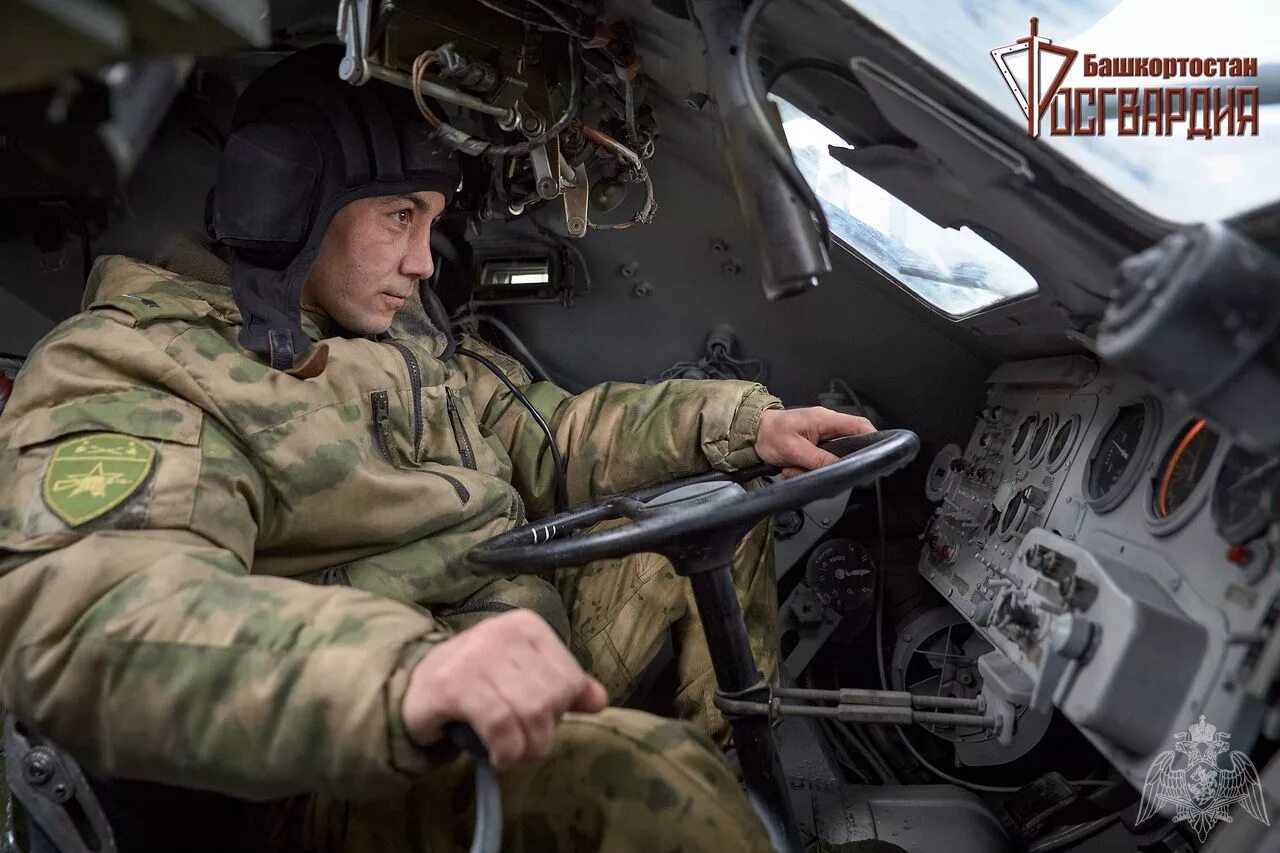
top-left (1030, 614), bottom-right (1094, 713)
top-left (714, 684), bottom-right (1004, 733)
top-left (443, 722), bottom-right (502, 853)
top-left (336, 0), bottom-right (374, 85)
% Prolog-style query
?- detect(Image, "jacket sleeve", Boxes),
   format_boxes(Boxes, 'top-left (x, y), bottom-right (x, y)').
top-left (457, 336), bottom-right (783, 518)
top-left (0, 317), bottom-right (447, 802)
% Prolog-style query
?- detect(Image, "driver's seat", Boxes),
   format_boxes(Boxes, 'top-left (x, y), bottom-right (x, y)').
top-left (4, 714), bottom-right (243, 853)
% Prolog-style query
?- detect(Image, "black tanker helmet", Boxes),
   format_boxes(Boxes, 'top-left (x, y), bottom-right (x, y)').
top-left (208, 45), bottom-right (462, 370)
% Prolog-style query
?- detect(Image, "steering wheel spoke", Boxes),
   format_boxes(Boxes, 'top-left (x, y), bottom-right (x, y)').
top-left (471, 430), bottom-right (919, 575)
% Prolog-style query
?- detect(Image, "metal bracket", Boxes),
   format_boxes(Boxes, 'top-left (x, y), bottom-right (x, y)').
top-left (529, 144), bottom-right (559, 201)
top-left (3, 715), bottom-right (117, 853)
top-left (336, 0), bottom-right (374, 85)
top-left (1030, 614), bottom-right (1093, 713)
top-left (488, 77), bottom-right (529, 129)
top-left (561, 159), bottom-right (589, 238)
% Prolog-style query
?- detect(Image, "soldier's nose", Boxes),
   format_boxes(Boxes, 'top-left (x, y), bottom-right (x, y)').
top-left (402, 242), bottom-right (434, 280)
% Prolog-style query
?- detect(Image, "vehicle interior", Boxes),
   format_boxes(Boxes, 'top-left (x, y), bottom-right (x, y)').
top-left (1, 1), bottom-right (1279, 852)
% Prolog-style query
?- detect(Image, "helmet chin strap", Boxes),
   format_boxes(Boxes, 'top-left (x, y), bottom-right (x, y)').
top-left (268, 328), bottom-right (296, 372)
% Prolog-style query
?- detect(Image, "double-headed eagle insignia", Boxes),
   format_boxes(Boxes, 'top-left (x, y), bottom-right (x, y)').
top-left (1138, 716), bottom-right (1269, 842)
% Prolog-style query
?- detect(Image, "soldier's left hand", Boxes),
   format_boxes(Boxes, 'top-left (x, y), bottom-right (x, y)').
top-left (754, 407), bottom-right (876, 478)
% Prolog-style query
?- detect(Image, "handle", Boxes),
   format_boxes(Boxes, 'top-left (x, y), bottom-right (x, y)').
top-left (444, 722), bottom-right (502, 853)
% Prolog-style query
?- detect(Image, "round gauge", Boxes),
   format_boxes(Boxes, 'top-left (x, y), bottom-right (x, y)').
top-left (1046, 415), bottom-right (1081, 473)
top-left (926, 444), bottom-right (963, 502)
top-left (1027, 413), bottom-right (1058, 467)
top-left (805, 539), bottom-right (876, 614)
top-left (1212, 444), bottom-right (1280, 543)
top-left (998, 489), bottom-right (1026, 540)
top-left (1147, 419), bottom-right (1221, 535)
top-left (1084, 397), bottom-right (1162, 514)
top-left (1010, 413), bottom-right (1038, 463)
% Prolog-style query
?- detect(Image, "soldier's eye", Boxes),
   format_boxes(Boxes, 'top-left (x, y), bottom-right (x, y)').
top-left (394, 209), bottom-right (412, 226)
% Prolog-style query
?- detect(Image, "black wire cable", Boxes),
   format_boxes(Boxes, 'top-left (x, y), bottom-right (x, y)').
top-left (415, 38), bottom-right (582, 159)
top-left (474, 0), bottom-right (565, 33)
top-left (524, 0), bottom-right (593, 38)
top-left (736, 0), bottom-right (831, 248)
top-left (486, 38), bottom-right (582, 156)
top-left (457, 346), bottom-right (568, 514)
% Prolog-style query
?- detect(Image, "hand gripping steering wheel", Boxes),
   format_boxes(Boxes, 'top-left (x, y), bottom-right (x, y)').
top-left (468, 429), bottom-right (919, 853)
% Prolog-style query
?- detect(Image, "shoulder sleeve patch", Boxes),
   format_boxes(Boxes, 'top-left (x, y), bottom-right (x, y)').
top-left (41, 434), bottom-right (156, 526)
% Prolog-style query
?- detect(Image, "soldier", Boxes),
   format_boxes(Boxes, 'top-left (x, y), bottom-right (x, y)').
top-left (0, 47), bottom-right (872, 852)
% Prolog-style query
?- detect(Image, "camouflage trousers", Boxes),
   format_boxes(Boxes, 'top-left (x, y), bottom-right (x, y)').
top-left (555, 516), bottom-right (778, 746)
top-left (259, 520), bottom-right (779, 853)
top-left (254, 709), bottom-right (772, 853)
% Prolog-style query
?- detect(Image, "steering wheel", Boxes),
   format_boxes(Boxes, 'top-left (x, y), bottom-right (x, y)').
top-left (470, 429), bottom-right (918, 574)
top-left (466, 429), bottom-right (919, 853)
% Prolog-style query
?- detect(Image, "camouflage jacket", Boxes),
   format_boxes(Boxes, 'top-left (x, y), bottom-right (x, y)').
top-left (0, 251), bottom-right (781, 802)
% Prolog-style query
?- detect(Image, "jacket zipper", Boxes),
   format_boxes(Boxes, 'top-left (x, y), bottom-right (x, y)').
top-left (372, 379), bottom-right (469, 502)
top-left (371, 391), bottom-right (397, 465)
top-left (424, 470), bottom-right (471, 503)
top-left (437, 601), bottom-right (518, 618)
top-left (387, 340), bottom-right (423, 453)
top-left (446, 388), bottom-right (477, 470)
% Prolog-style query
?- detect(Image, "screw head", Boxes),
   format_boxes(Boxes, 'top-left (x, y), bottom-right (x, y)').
top-left (632, 281), bottom-right (652, 298)
top-left (567, 217), bottom-right (586, 236)
top-left (23, 750), bottom-right (54, 785)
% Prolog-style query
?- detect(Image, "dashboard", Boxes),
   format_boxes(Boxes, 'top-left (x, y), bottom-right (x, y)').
top-left (918, 355), bottom-right (1280, 789)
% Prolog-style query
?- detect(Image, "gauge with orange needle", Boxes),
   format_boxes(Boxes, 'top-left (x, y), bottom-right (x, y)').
top-left (1153, 419), bottom-right (1221, 520)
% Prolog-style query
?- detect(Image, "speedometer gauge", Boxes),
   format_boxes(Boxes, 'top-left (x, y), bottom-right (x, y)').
top-left (1046, 415), bottom-right (1081, 473)
top-left (1028, 413), bottom-right (1057, 467)
top-left (1148, 419), bottom-right (1221, 536)
top-left (1010, 413), bottom-right (1038, 463)
top-left (1212, 445), bottom-right (1280, 543)
top-left (1084, 397), bottom-right (1161, 513)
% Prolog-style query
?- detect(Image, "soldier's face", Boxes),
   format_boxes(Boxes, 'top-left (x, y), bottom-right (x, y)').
top-left (303, 190), bottom-right (446, 333)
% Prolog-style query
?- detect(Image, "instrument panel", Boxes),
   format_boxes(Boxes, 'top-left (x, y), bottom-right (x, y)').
top-left (918, 355), bottom-right (1280, 789)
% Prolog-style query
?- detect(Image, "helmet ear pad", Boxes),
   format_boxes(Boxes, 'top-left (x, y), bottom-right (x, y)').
top-left (211, 118), bottom-right (321, 269)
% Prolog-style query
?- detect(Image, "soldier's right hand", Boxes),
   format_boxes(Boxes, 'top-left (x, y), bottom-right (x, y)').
top-left (401, 609), bottom-right (609, 769)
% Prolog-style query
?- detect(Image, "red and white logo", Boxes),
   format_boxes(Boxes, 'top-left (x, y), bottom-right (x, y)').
top-left (991, 17), bottom-right (1259, 140)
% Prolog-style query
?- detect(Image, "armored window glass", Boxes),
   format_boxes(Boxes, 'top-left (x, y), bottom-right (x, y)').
top-left (776, 99), bottom-right (1038, 317)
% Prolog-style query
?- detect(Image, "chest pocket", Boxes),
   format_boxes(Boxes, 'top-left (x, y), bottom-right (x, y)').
top-left (371, 341), bottom-right (511, 482)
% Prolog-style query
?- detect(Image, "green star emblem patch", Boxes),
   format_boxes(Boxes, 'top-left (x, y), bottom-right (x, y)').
top-left (41, 433), bottom-right (155, 526)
